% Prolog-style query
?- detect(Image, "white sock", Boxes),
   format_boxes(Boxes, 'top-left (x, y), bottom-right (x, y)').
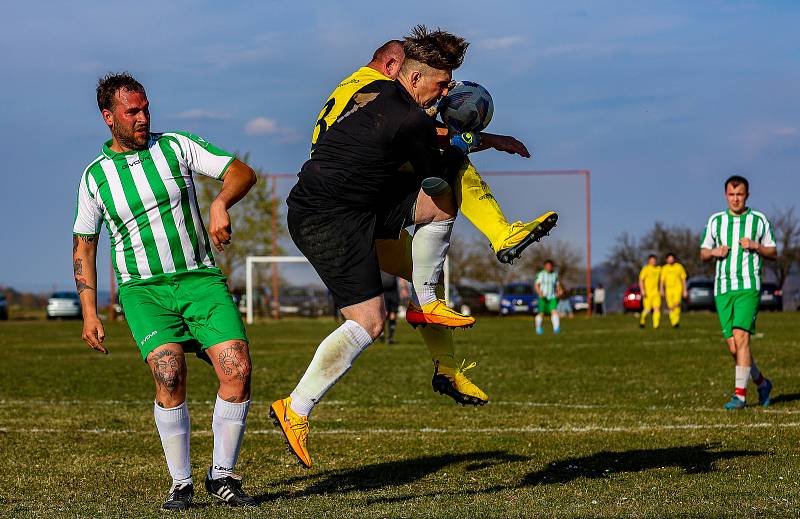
top-left (412, 218), bottom-right (454, 306)
top-left (551, 313), bottom-right (560, 330)
top-left (211, 395), bottom-right (250, 480)
top-left (290, 320), bottom-right (373, 416)
top-left (154, 401), bottom-right (192, 486)
top-left (535, 314), bottom-right (543, 329)
top-left (735, 365), bottom-right (750, 401)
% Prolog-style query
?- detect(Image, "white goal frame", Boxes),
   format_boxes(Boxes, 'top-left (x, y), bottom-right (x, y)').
top-left (245, 255), bottom-right (451, 324)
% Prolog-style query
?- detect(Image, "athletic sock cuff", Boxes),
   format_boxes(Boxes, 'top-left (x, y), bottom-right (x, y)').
top-left (154, 401), bottom-right (189, 423)
top-left (343, 320), bottom-right (373, 346)
top-left (214, 395), bottom-right (250, 422)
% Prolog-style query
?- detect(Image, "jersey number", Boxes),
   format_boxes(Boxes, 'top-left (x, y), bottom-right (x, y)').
top-left (311, 98), bottom-right (336, 152)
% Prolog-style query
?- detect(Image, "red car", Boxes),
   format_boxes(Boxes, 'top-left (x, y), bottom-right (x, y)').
top-left (623, 285), bottom-right (643, 313)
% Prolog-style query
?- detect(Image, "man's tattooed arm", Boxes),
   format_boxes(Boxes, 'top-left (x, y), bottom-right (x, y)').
top-left (72, 234), bottom-right (99, 305)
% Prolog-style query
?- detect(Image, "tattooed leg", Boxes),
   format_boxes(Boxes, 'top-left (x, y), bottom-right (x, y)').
top-left (207, 340), bottom-right (252, 402)
top-left (147, 344), bottom-right (187, 408)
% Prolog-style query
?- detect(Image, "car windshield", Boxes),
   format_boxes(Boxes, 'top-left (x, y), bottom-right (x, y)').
top-left (51, 292), bottom-right (79, 299)
top-left (283, 287), bottom-right (307, 297)
top-left (689, 281), bottom-right (713, 289)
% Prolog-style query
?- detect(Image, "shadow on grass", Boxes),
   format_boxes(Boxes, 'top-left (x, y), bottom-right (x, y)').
top-left (768, 392), bottom-right (800, 405)
top-left (254, 450), bottom-right (527, 504)
top-left (520, 444), bottom-right (764, 486)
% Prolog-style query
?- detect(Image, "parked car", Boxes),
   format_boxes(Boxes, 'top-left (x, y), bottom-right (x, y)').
top-left (622, 285), bottom-right (643, 313)
top-left (500, 283), bottom-right (538, 315)
top-left (277, 286), bottom-right (331, 317)
top-left (0, 294), bottom-right (7, 320)
top-left (759, 282), bottom-right (783, 311)
top-left (46, 291), bottom-right (81, 319)
top-left (455, 285), bottom-right (488, 315)
top-left (569, 286), bottom-right (591, 312)
top-left (685, 278), bottom-right (715, 311)
top-left (482, 286), bottom-right (501, 313)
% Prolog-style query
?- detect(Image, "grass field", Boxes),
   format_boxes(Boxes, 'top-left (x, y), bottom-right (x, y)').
top-left (2, 312), bottom-right (800, 518)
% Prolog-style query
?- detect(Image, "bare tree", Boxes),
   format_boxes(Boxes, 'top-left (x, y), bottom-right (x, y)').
top-left (767, 206), bottom-right (800, 289)
top-left (606, 232), bottom-right (643, 287)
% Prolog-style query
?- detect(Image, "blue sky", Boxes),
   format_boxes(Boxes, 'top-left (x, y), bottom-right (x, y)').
top-left (1, 0), bottom-right (799, 292)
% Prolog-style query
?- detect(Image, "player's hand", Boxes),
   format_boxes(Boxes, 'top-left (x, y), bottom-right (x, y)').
top-left (683, 290), bottom-right (688, 299)
top-left (209, 201), bottom-right (232, 252)
top-left (82, 315), bottom-right (107, 354)
top-left (739, 237), bottom-right (757, 251)
top-left (481, 134), bottom-right (531, 158)
top-left (713, 245), bottom-right (730, 258)
top-left (450, 132), bottom-right (481, 154)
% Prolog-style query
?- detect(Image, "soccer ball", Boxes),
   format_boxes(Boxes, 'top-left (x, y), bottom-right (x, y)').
top-left (440, 81), bottom-right (494, 133)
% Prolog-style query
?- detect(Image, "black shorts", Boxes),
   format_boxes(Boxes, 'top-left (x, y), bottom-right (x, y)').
top-left (287, 191), bottom-right (418, 309)
top-left (383, 289), bottom-right (399, 313)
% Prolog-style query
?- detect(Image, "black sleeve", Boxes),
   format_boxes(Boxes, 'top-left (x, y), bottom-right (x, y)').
top-left (393, 108), bottom-right (464, 182)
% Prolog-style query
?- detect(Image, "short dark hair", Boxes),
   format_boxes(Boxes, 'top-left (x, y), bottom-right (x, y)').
top-left (648, 254), bottom-right (657, 260)
top-left (372, 40), bottom-right (403, 62)
top-left (96, 72), bottom-right (146, 112)
top-left (666, 252), bottom-right (676, 260)
top-left (724, 175), bottom-right (749, 193)
top-left (403, 25), bottom-right (468, 70)
top-left (544, 259), bottom-right (554, 266)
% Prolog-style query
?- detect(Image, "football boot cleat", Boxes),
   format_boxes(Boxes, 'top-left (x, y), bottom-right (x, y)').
top-left (269, 397), bottom-right (312, 469)
top-left (406, 300), bottom-right (475, 329)
top-left (496, 211), bottom-right (558, 264)
top-left (432, 359), bottom-right (489, 406)
top-left (723, 396), bottom-right (746, 410)
top-left (204, 469), bottom-right (256, 507)
top-left (162, 482), bottom-right (194, 511)
top-left (757, 378), bottom-right (773, 407)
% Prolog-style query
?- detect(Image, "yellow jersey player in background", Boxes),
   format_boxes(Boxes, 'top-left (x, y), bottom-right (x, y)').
top-left (660, 252), bottom-right (687, 328)
top-left (639, 254), bottom-right (662, 329)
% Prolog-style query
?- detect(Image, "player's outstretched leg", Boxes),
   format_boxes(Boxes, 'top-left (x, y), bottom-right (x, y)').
top-left (455, 161), bottom-right (558, 264)
top-left (271, 307), bottom-right (376, 468)
top-left (418, 325), bottom-right (488, 406)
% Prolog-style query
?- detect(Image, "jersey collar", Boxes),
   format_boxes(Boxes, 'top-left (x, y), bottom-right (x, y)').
top-left (726, 207), bottom-right (751, 218)
top-left (101, 136), bottom-right (153, 160)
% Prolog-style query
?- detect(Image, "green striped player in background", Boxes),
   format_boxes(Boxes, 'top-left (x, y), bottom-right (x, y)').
top-left (700, 175), bottom-right (777, 410)
top-left (534, 259), bottom-right (564, 335)
top-left (72, 73), bottom-right (259, 509)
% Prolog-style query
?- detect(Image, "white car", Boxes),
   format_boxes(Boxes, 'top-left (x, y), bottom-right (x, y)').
top-left (46, 292), bottom-right (81, 319)
top-left (483, 288), bottom-right (501, 313)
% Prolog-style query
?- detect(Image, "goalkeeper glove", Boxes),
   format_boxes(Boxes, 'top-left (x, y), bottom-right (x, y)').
top-left (449, 132), bottom-right (481, 154)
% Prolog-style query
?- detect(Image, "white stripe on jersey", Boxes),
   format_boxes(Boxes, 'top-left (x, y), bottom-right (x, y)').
top-left (719, 214), bottom-right (729, 294)
top-left (149, 143), bottom-right (199, 270)
top-left (730, 216), bottom-right (740, 291)
top-left (169, 141), bottom-right (214, 268)
top-left (101, 160), bottom-right (152, 278)
top-left (742, 214), bottom-right (754, 290)
top-left (127, 155), bottom-right (176, 274)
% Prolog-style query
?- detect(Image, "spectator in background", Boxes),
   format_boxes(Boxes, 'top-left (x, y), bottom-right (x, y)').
top-left (593, 284), bottom-right (606, 316)
top-left (557, 288), bottom-right (574, 319)
top-left (381, 271), bottom-right (400, 344)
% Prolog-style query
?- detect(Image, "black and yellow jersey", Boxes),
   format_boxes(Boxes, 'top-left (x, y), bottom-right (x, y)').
top-left (310, 66), bottom-right (392, 153)
top-left (289, 80), bottom-right (463, 213)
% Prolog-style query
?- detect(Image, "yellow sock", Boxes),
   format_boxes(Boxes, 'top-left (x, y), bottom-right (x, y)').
top-left (456, 160), bottom-right (509, 251)
top-left (653, 309), bottom-right (661, 329)
top-left (418, 325), bottom-right (455, 370)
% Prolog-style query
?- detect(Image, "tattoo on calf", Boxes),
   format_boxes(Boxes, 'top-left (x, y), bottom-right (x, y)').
top-left (218, 341), bottom-right (250, 383)
top-left (151, 350), bottom-right (183, 394)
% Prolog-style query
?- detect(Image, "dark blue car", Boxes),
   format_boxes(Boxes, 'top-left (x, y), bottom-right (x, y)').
top-left (500, 283), bottom-right (538, 315)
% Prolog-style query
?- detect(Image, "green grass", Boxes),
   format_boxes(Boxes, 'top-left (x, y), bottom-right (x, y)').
top-left (2, 313), bottom-right (800, 518)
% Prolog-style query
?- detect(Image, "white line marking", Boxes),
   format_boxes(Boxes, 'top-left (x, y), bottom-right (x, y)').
top-left (1, 422), bottom-right (797, 436)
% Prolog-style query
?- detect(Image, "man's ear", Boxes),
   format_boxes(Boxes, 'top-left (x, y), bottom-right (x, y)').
top-left (101, 109), bottom-right (113, 127)
top-left (410, 70), bottom-right (422, 87)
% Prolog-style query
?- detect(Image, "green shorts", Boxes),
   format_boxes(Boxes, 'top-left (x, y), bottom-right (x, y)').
top-left (119, 268), bottom-right (248, 361)
top-left (538, 297), bottom-right (558, 314)
top-left (714, 289), bottom-right (760, 339)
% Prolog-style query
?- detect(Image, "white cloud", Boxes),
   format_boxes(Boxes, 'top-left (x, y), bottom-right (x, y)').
top-left (476, 35), bottom-right (526, 51)
top-left (171, 109), bottom-right (231, 121)
top-left (243, 117), bottom-right (300, 143)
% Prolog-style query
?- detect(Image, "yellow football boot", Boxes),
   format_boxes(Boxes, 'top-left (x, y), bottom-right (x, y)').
top-left (495, 211), bottom-right (558, 264)
top-left (405, 300), bottom-right (476, 329)
top-left (432, 359), bottom-right (489, 406)
top-left (269, 397), bottom-right (312, 469)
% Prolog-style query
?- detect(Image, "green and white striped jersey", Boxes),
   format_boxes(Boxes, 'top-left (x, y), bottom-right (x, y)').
top-left (700, 208), bottom-right (776, 295)
top-left (73, 132), bottom-right (235, 285)
top-left (535, 269), bottom-right (559, 299)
